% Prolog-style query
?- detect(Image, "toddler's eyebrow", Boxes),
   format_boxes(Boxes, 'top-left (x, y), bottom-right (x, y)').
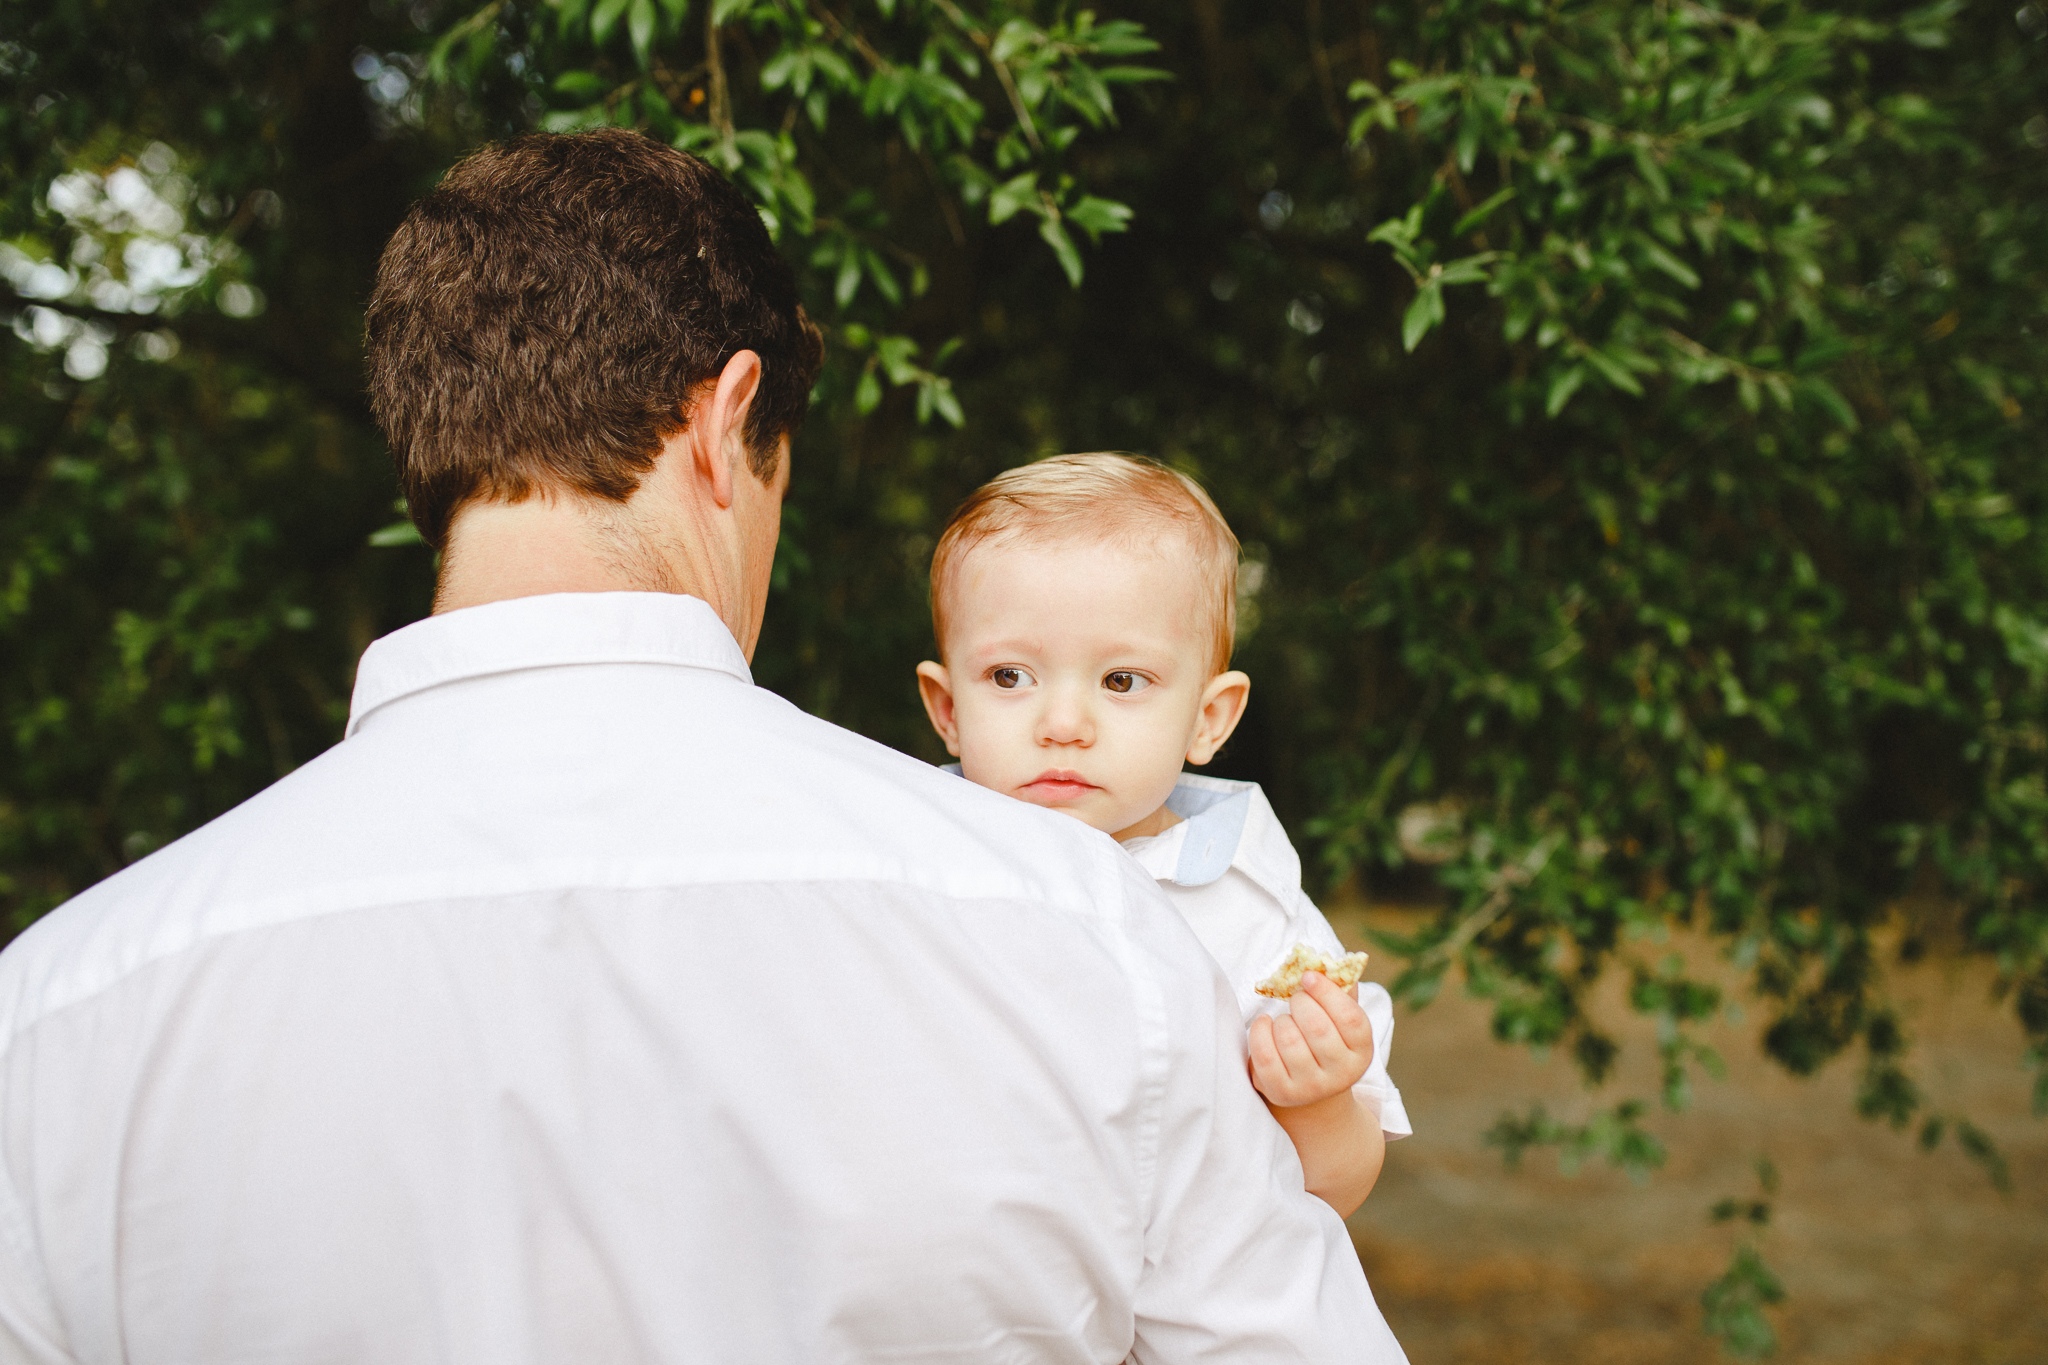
top-left (966, 636), bottom-right (1048, 658)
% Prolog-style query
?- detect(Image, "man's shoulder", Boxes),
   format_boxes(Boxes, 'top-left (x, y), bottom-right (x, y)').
top-left (0, 684), bottom-right (1176, 1050)
top-left (0, 754), bottom-right (344, 1049)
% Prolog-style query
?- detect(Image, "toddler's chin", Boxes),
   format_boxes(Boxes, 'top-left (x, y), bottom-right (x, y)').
top-left (1029, 801), bottom-right (1134, 838)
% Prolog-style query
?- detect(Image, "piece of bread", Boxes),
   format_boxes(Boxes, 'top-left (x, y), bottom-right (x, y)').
top-left (1254, 942), bottom-right (1371, 998)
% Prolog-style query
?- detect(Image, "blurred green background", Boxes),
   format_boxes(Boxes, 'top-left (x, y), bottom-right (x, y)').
top-left (4, 0), bottom-right (2046, 1355)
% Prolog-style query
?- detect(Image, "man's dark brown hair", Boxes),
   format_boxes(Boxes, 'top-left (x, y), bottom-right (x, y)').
top-left (365, 128), bottom-right (824, 549)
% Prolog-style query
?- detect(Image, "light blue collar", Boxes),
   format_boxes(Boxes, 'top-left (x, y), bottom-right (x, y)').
top-left (1159, 781), bottom-right (1253, 886)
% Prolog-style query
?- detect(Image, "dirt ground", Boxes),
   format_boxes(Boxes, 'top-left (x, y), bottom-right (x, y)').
top-left (1324, 905), bottom-right (2048, 1364)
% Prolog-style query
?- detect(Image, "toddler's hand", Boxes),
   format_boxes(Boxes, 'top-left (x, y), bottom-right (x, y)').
top-left (1248, 971), bottom-right (1376, 1108)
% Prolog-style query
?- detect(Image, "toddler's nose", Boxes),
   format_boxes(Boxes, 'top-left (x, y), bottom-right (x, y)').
top-left (1036, 690), bottom-right (1095, 746)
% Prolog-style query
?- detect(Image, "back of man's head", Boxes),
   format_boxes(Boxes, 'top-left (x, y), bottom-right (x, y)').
top-left (365, 128), bottom-right (823, 549)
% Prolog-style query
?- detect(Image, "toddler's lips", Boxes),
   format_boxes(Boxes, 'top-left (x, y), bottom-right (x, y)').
top-left (1020, 770), bottom-right (1099, 803)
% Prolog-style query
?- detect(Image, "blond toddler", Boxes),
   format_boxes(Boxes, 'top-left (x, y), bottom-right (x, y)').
top-left (916, 452), bottom-right (1410, 1217)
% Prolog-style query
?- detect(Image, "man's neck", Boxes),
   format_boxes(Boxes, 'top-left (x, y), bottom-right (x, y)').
top-left (432, 495), bottom-right (681, 614)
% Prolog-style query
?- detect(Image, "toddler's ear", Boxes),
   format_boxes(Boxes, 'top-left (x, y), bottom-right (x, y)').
top-left (1186, 670), bottom-right (1251, 766)
top-left (915, 661), bottom-right (963, 757)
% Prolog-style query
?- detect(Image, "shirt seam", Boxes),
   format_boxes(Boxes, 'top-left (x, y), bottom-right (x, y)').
top-left (1122, 869), bottom-right (1171, 1242)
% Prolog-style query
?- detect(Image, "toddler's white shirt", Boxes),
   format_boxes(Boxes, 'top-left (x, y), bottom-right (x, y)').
top-left (1120, 773), bottom-right (1413, 1139)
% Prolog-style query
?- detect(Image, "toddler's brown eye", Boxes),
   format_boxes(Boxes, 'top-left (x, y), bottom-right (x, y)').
top-left (992, 667), bottom-right (1032, 689)
top-left (1104, 671), bottom-right (1137, 694)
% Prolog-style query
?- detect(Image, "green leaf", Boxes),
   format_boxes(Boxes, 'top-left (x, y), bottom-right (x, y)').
top-left (628, 0), bottom-right (657, 66)
top-left (1366, 208), bottom-right (1421, 250)
top-left (833, 243), bottom-right (861, 307)
top-left (1401, 282), bottom-right (1444, 352)
top-left (1639, 241), bottom-right (1701, 290)
top-left (1079, 22), bottom-right (1158, 57)
top-left (1502, 293), bottom-right (1540, 344)
top-left (864, 249), bottom-right (902, 307)
top-left (368, 521), bottom-right (425, 547)
top-left (875, 334), bottom-right (920, 384)
top-left (1065, 195), bottom-right (1133, 239)
top-left (987, 172), bottom-right (1039, 226)
top-left (1798, 377), bottom-right (1859, 431)
top-left (931, 382), bottom-right (964, 427)
top-left (542, 105), bottom-right (609, 132)
top-left (854, 365), bottom-right (882, 414)
top-left (1434, 252), bottom-right (1502, 288)
top-left (1581, 346), bottom-right (1647, 397)
top-left (1702, 1245), bottom-right (1784, 1360)
top-left (759, 49), bottom-right (800, 93)
top-left (991, 19), bottom-right (1037, 65)
top-left (1454, 110), bottom-right (1482, 173)
top-left (1039, 218), bottom-right (1083, 287)
top-left (1630, 144), bottom-right (1671, 202)
top-left (1452, 188), bottom-right (1517, 238)
top-left (552, 70), bottom-right (610, 101)
top-left (590, 0), bottom-right (631, 46)
top-left (1545, 364), bottom-right (1587, 417)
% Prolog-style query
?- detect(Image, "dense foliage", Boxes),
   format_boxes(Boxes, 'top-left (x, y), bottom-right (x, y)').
top-left (6, 1), bottom-right (2046, 1351)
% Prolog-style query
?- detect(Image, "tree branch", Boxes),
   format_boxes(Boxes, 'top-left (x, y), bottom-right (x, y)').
top-left (1, 285), bottom-right (368, 417)
top-left (706, 4), bottom-right (734, 150)
top-left (927, 0), bottom-right (1041, 152)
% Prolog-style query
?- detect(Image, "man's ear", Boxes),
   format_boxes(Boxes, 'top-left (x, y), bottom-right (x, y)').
top-left (689, 349), bottom-right (766, 510)
top-left (915, 661), bottom-right (962, 757)
top-left (1185, 670), bottom-right (1251, 765)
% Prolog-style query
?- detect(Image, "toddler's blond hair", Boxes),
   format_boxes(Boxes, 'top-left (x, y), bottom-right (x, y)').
top-left (930, 453), bottom-right (1241, 672)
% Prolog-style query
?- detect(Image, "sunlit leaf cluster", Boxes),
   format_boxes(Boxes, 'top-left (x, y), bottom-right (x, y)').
top-left (415, 0), bottom-right (1160, 419)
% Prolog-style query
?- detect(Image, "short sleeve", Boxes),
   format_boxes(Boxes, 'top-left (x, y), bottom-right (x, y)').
top-left (1297, 902), bottom-right (1412, 1141)
top-left (1351, 982), bottom-right (1411, 1139)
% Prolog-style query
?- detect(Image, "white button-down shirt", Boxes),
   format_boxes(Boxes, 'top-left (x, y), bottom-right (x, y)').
top-left (1121, 775), bottom-right (1412, 1139)
top-left (0, 592), bottom-right (1405, 1364)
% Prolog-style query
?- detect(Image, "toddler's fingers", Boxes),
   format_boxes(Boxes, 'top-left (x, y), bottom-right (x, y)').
top-left (1285, 979), bottom-right (1347, 1067)
top-left (1299, 971), bottom-right (1375, 1063)
top-left (1266, 1011), bottom-right (1323, 1082)
top-left (1247, 1017), bottom-right (1295, 1097)
top-left (1248, 1015), bottom-right (1284, 1075)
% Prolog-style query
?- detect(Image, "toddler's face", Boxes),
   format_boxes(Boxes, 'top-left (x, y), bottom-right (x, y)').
top-left (917, 535), bottom-right (1247, 841)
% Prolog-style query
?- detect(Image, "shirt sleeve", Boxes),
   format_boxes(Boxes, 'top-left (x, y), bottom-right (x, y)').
top-left (1117, 861), bottom-right (1408, 1364)
top-left (1298, 899), bottom-right (1413, 1140)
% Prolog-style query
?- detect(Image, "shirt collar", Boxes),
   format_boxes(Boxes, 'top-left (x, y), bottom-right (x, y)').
top-left (1123, 774), bottom-right (1302, 908)
top-left (346, 592), bottom-right (751, 738)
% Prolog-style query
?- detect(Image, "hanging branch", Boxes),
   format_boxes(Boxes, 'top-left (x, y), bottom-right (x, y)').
top-left (706, 4), bottom-right (734, 150)
top-left (928, 0), bottom-right (1042, 152)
